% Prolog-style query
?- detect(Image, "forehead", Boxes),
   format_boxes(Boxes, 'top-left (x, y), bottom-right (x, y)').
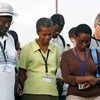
top-left (54, 24), bottom-right (62, 29)
top-left (0, 16), bottom-right (12, 20)
top-left (78, 33), bottom-right (91, 39)
top-left (40, 26), bottom-right (53, 32)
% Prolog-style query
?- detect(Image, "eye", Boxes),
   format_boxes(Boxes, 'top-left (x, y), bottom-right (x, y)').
top-left (41, 33), bottom-right (52, 36)
top-left (48, 33), bottom-right (52, 36)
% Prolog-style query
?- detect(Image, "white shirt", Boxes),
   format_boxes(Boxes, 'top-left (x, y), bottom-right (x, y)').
top-left (50, 35), bottom-right (66, 56)
top-left (0, 32), bottom-right (17, 100)
top-left (51, 35), bottom-right (68, 96)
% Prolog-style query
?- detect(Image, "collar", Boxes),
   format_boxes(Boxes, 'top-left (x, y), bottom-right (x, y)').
top-left (0, 33), bottom-right (8, 44)
top-left (31, 39), bottom-right (54, 53)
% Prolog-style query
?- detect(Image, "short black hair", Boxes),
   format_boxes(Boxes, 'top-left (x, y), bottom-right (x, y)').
top-left (36, 17), bottom-right (53, 33)
top-left (74, 24), bottom-right (92, 36)
top-left (50, 14), bottom-right (65, 28)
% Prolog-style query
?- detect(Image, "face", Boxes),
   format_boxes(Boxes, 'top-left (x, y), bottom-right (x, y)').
top-left (0, 16), bottom-right (12, 37)
top-left (75, 33), bottom-right (91, 50)
top-left (94, 24), bottom-right (100, 38)
top-left (38, 27), bottom-right (53, 45)
top-left (53, 24), bottom-right (63, 38)
top-left (70, 37), bottom-right (76, 47)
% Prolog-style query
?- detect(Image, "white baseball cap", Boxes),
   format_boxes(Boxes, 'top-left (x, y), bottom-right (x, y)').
top-left (0, 2), bottom-right (18, 16)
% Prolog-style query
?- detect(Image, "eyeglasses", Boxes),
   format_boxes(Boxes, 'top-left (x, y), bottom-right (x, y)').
top-left (77, 38), bottom-right (91, 45)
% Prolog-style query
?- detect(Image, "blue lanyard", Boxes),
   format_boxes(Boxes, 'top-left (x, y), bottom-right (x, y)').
top-left (75, 48), bottom-right (87, 76)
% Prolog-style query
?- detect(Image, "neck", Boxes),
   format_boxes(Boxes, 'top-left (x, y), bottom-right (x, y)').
top-left (75, 46), bottom-right (86, 52)
top-left (36, 39), bottom-right (48, 53)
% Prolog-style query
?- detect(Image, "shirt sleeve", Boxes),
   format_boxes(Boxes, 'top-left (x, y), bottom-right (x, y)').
top-left (18, 45), bottom-right (28, 70)
top-left (61, 51), bottom-right (77, 85)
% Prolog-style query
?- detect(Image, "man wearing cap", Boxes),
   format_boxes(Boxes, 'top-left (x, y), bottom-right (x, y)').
top-left (0, 2), bottom-right (17, 100)
top-left (90, 13), bottom-right (100, 52)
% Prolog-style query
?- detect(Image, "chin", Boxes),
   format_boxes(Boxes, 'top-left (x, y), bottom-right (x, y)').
top-left (81, 47), bottom-right (86, 51)
top-left (53, 35), bottom-right (58, 38)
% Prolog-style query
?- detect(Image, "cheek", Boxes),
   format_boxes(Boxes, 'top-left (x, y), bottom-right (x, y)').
top-left (71, 38), bottom-right (76, 44)
top-left (95, 26), bottom-right (100, 31)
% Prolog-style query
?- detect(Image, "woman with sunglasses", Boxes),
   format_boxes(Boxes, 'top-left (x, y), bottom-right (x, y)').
top-left (61, 24), bottom-right (100, 100)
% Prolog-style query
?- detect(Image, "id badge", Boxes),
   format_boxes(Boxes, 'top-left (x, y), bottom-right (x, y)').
top-left (78, 84), bottom-right (84, 90)
top-left (42, 76), bottom-right (52, 83)
top-left (3, 66), bottom-right (11, 73)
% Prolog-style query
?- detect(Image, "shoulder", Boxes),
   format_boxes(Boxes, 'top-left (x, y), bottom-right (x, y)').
top-left (62, 49), bottom-right (73, 57)
top-left (21, 42), bottom-right (32, 51)
top-left (6, 32), bottom-right (15, 42)
top-left (8, 30), bottom-right (18, 41)
top-left (91, 36), bottom-right (100, 41)
top-left (21, 40), bottom-right (38, 51)
top-left (49, 42), bottom-right (60, 53)
top-left (59, 35), bottom-right (66, 47)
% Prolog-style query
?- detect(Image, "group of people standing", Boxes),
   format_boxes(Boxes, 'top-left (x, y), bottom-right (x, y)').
top-left (0, 2), bottom-right (100, 100)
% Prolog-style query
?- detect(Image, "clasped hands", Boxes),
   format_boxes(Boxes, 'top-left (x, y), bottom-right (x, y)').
top-left (76, 76), bottom-right (98, 89)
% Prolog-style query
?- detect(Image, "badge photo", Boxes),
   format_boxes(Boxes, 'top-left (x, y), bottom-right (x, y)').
top-left (78, 84), bottom-right (84, 90)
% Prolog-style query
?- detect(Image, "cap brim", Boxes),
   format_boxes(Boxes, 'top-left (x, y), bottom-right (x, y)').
top-left (0, 12), bottom-right (18, 17)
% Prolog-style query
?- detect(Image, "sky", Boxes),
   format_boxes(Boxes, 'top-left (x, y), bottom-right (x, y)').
top-left (1, 0), bottom-right (100, 47)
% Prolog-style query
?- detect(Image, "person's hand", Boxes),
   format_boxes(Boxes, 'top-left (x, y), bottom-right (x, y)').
top-left (83, 82), bottom-right (91, 89)
top-left (89, 77), bottom-right (97, 86)
top-left (76, 76), bottom-right (96, 84)
top-left (17, 83), bottom-right (23, 96)
top-left (83, 76), bottom-right (97, 87)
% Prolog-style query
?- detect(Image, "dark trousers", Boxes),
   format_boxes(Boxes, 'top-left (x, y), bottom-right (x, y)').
top-left (59, 95), bottom-right (66, 100)
top-left (22, 94), bottom-right (58, 100)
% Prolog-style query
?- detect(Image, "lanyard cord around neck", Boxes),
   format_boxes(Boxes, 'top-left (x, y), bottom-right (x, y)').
top-left (39, 49), bottom-right (50, 73)
top-left (93, 35), bottom-right (99, 47)
top-left (0, 41), bottom-right (7, 63)
top-left (95, 39), bottom-right (99, 47)
top-left (74, 48), bottom-right (87, 76)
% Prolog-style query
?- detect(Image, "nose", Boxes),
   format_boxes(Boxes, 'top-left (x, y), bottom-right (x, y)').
top-left (4, 22), bottom-right (11, 27)
top-left (45, 35), bottom-right (50, 39)
top-left (83, 43), bottom-right (87, 46)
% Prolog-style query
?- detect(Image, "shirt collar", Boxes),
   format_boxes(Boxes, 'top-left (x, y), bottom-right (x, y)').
top-left (31, 39), bottom-right (54, 53)
top-left (0, 33), bottom-right (8, 43)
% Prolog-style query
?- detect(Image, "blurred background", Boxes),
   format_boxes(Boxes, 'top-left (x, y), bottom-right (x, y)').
top-left (1, 0), bottom-right (100, 47)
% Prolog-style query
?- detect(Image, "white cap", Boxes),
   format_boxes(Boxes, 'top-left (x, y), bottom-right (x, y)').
top-left (0, 2), bottom-right (18, 16)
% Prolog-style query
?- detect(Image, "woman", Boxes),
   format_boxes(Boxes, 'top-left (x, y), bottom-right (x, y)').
top-left (61, 24), bottom-right (100, 100)
top-left (18, 17), bottom-right (60, 100)
top-left (90, 13), bottom-right (100, 52)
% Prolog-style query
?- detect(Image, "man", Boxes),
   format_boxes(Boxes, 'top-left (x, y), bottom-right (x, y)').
top-left (0, 2), bottom-right (18, 100)
top-left (50, 14), bottom-right (66, 55)
top-left (90, 13), bottom-right (100, 52)
top-left (50, 14), bottom-right (67, 100)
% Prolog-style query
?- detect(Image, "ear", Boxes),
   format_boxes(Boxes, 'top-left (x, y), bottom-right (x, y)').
top-left (71, 37), bottom-right (76, 43)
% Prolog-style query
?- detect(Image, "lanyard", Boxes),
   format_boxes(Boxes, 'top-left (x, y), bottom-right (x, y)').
top-left (39, 49), bottom-right (50, 73)
top-left (0, 41), bottom-right (7, 63)
top-left (75, 48), bottom-right (87, 76)
top-left (93, 35), bottom-right (100, 47)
